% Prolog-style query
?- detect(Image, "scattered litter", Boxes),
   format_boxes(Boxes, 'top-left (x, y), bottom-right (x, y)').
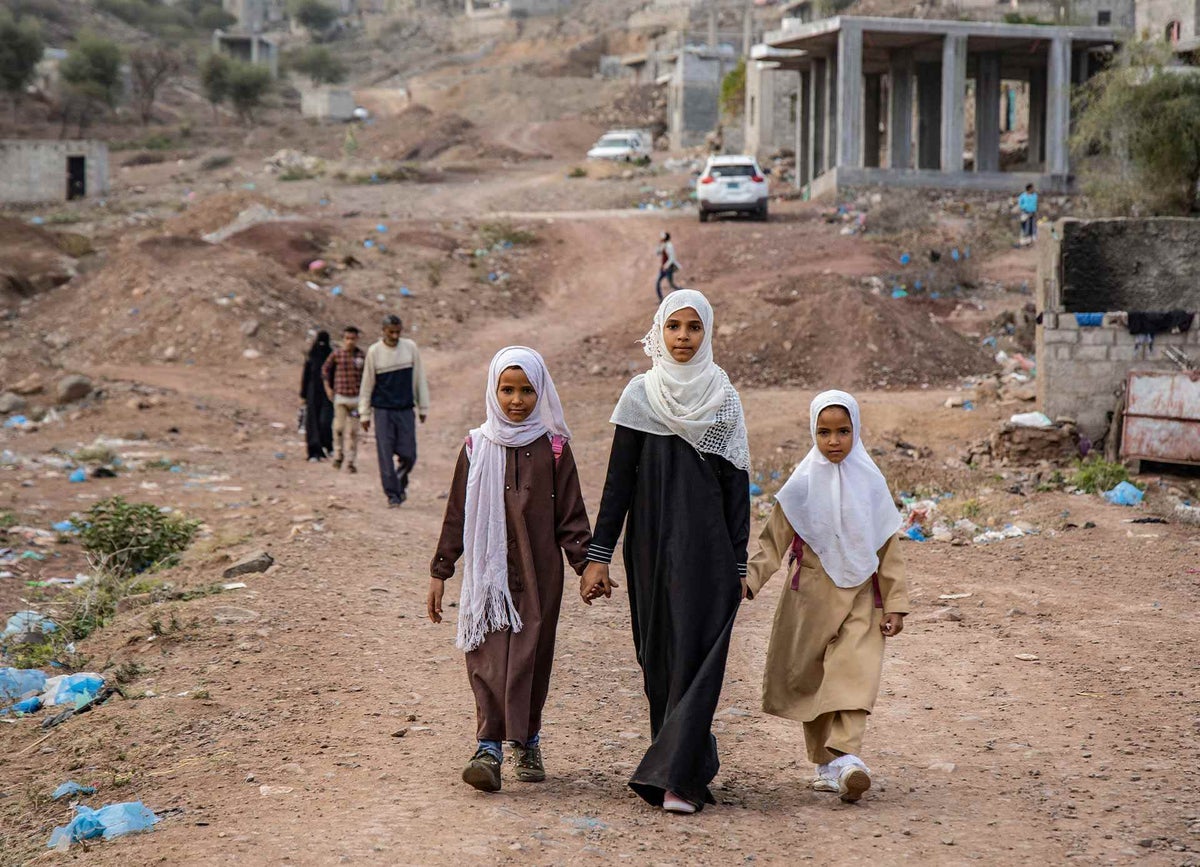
top-left (43, 673), bottom-right (105, 706)
top-left (400, 286), bottom-right (412, 297)
top-left (48, 801), bottom-right (159, 849)
top-left (52, 520), bottom-right (78, 533)
top-left (1009, 412), bottom-right (1053, 429)
top-left (68, 468), bottom-right (87, 483)
top-left (331, 285), bottom-right (343, 297)
top-left (308, 259), bottom-right (326, 272)
top-left (2, 611), bottom-right (56, 640)
top-left (1103, 481), bottom-right (1144, 507)
top-left (748, 482), bottom-right (763, 496)
top-left (905, 526), bottom-right (927, 542)
top-left (52, 781), bottom-right (97, 801)
top-left (258, 785), bottom-right (294, 796)
top-left (939, 593), bottom-right (973, 600)
top-left (1014, 653), bottom-right (1040, 662)
top-left (4, 695), bottom-right (43, 714)
top-left (0, 667), bottom-right (48, 701)
top-left (972, 525), bottom-right (1030, 544)
top-left (221, 581), bottom-right (248, 591)
top-left (562, 816), bottom-right (609, 831)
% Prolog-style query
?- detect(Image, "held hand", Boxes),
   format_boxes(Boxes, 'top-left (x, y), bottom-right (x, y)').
top-left (880, 613), bottom-right (904, 637)
top-left (361, 419), bottom-right (371, 433)
top-left (419, 414), bottom-right (427, 424)
top-left (740, 576), bottom-right (750, 600)
top-left (580, 562), bottom-right (617, 605)
top-left (427, 578), bottom-right (444, 624)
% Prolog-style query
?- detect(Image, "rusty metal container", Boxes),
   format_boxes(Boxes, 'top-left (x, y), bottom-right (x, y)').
top-left (1121, 370), bottom-right (1200, 467)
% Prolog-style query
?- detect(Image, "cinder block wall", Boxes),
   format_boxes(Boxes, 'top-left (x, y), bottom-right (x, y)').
top-left (0, 140), bottom-right (109, 204)
top-left (1037, 217), bottom-right (1200, 439)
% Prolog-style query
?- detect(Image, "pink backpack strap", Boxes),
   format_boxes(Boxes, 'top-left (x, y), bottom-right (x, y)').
top-left (788, 535), bottom-right (804, 591)
top-left (550, 434), bottom-right (566, 466)
top-left (464, 434), bottom-right (473, 457)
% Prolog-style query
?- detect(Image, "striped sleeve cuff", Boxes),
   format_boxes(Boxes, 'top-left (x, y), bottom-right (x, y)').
top-left (586, 542), bottom-right (615, 564)
top-left (736, 562), bottom-right (747, 578)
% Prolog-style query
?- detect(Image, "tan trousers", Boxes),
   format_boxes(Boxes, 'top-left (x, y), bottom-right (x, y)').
top-left (332, 401), bottom-right (359, 464)
top-left (804, 709), bottom-right (868, 764)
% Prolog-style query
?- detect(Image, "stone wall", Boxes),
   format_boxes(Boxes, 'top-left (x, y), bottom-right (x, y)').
top-left (0, 140), bottom-right (109, 205)
top-left (744, 62), bottom-right (798, 161)
top-left (1134, 0), bottom-right (1196, 40)
top-left (1036, 217), bottom-right (1200, 439)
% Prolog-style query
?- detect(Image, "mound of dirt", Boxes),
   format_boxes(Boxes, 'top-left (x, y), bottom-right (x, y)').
top-left (361, 106), bottom-right (528, 163)
top-left (0, 218), bottom-right (79, 304)
top-left (226, 222), bottom-right (333, 273)
top-left (716, 276), bottom-right (995, 389)
top-left (164, 192), bottom-right (287, 239)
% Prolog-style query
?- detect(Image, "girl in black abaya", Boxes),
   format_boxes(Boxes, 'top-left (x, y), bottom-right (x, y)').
top-left (300, 331), bottom-right (334, 460)
top-left (580, 289), bottom-right (750, 814)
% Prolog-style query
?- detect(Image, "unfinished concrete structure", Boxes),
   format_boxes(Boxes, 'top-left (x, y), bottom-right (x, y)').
top-left (464, 0), bottom-right (572, 17)
top-left (212, 28), bottom-right (280, 78)
top-left (751, 16), bottom-right (1120, 194)
top-left (0, 140), bottom-right (109, 204)
top-left (1137, 0), bottom-right (1200, 48)
top-left (1037, 218), bottom-right (1200, 440)
top-left (301, 87), bottom-right (355, 120)
top-left (667, 45), bottom-right (739, 149)
top-left (744, 58), bottom-right (800, 158)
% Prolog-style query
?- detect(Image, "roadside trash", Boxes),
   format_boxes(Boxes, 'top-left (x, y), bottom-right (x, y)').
top-left (42, 673), bottom-right (105, 706)
top-left (1075, 313), bottom-right (1104, 327)
top-left (375, 224), bottom-right (388, 233)
top-left (905, 526), bottom-right (927, 542)
top-left (2, 612), bottom-right (56, 640)
top-left (4, 695), bottom-right (43, 714)
top-left (53, 781), bottom-right (96, 800)
top-left (48, 801), bottom-right (159, 848)
top-left (221, 582), bottom-right (247, 591)
top-left (749, 483), bottom-right (763, 496)
top-left (899, 253), bottom-right (911, 265)
top-left (363, 239), bottom-right (375, 248)
top-left (68, 468), bottom-right (87, 483)
top-left (305, 281), bottom-right (320, 291)
top-left (258, 785), bottom-right (294, 796)
top-left (1009, 411), bottom-right (1053, 428)
top-left (891, 288), bottom-right (908, 299)
top-left (330, 285), bottom-right (343, 297)
top-left (1014, 653), bottom-right (1039, 662)
top-left (52, 520), bottom-right (77, 533)
top-left (21, 550), bottom-right (46, 560)
top-left (0, 667), bottom-right (48, 701)
top-left (1103, 481), bottom-right (1144, 507)
top-left (400, 286), bottom-right (412, 297)
top-left (562, 816), bottom-right (609, 831)
top-left (973, 524), bottom-right (1029, 544)
top-left (4, 415), bottom-right (29, 429)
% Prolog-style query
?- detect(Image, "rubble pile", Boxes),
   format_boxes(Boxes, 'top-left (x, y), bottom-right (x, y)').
top-left (965, 417), bottom-right (1082, 467)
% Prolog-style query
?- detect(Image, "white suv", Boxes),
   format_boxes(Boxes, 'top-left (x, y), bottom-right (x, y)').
top-left (587, 130), bottom-right (652, 162)
top-left (696, 155), bottom-right (769, 222)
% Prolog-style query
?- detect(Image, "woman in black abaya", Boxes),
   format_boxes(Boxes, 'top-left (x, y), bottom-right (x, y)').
top-left (300, 331), bottom-right (334, 460)
top-left (580, 289), bottom-right (750, 814)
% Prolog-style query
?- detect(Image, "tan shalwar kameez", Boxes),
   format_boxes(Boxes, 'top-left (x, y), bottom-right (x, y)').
top-left (746, 503), bottom-right (909, 764)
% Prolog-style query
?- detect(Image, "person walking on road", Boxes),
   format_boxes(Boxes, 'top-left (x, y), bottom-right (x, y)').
top-left (321, 325), bottom-right (366, 473)
top-left (360, 314), bottom-right (430, 507)
top-left (300, 330), bottom-right (334, 461)
top-left (655, 232), bottom-right (682, 301)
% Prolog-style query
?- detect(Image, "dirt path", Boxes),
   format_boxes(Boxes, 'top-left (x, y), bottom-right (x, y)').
top-left (3, 212), bottom-right (1199, 866)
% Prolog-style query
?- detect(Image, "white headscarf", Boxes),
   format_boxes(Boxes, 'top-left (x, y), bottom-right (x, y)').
top-left (456, 346), bottom-right (570, 652)
top-left (610, 289), bottom-right (749, 470)
top-left (774, 390), bottom-right (902, 589)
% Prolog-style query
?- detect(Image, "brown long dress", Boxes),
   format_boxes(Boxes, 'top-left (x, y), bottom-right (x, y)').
top-left (431, 434), bottom-right (591, 742)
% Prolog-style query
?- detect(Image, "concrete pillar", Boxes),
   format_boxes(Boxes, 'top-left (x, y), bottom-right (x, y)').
top-left (742, 5), bottom-right (753, 57)
top-left (916, 61), bottom-right (941, 170)
top-left (707, 6), bottom-right (717, 49)
top-left (811, 59), bottom-right (826, 176)
top-left (251, 35), bottom-right (260, 65)
top-left (1046, 37), bottom-right (1071, 178)
top-left (974, 51), bottom-right (1002, 173)
top-left (837, 23), bottom-right (863, 169)
top-left (940, 34), bottom-right (967, 173)
top-left (1028, 68), bottom-right (1047, 169)
top-left (798, 68), bottom-right (812, 187)
top-left (825, 53), bottom-right (838, 171)
top-left (888, 50), bottom-right (914, 169)
top-left (864, 73), bottom-right (883, 168)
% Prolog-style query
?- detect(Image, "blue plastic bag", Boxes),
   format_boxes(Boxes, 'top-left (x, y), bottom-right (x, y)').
top-left (905, 526), bottom-right (927, 542)
top-left (43, 673), bottom-right (105, 707)
top-left (48, 801), bottom-right (159, 848)
top-left (68, 468), bottom-right (87, 483)
top-left (3, 695), bottom-right (43, 715)
top-left (748, 483), bottom-right (763, 496)
top-left (2, 612), bottom-right (56, 641)
top-left (52, 781), bottom-right (96, 800)
top-left (0, 667), bottom-right (48, 701)
top-left (1103, 481), bottom-right (1144, 507)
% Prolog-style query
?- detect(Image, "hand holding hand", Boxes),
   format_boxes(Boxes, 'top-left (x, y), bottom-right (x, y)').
top-left (419, 414), bottom-right (427, 424)
top-left (580, 562), bottom-right (617, 605)
top-left (880, 613), bottom-right (904, 637)
top-left (427, 578), bottom-right (444, 623)
top-left (361, 419), bottom-right (371, 433)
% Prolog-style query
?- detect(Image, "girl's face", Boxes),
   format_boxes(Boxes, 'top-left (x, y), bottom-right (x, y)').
top-left (497, 366), bottom-right (538, 422)
top-left (663, 306), bottom-right (704, 362)
top-left (815, 405), bottom-right (853, 463)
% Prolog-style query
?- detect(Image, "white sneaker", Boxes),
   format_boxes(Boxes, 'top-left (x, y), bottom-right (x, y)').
top-left (811, 762), bottom-right (839, 793)
top-left (835, 755), bottom-right (872, 803)
top-left (662, 791), bottom-right (696, 814)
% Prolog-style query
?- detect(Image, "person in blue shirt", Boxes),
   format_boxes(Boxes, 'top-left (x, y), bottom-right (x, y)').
top-left (1017, 183), bottom-right (1038, 246)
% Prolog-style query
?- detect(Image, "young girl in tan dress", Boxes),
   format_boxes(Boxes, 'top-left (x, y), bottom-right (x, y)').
top-left (744, 389), bottom-right (909, 803)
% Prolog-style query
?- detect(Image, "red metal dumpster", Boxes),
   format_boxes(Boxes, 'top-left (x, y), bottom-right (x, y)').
top-left (1121, 370), bottom-right (1200, 467)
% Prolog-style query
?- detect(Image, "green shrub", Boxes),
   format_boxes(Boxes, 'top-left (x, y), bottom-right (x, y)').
top-left (720, 58), bottom-right (745, 117)
top-left (80, 496), bottom-right (199, 577)
top-left (1070, 456), bottom-right (1131, 493)
top-left (479, 220), bottom-right (536, 247)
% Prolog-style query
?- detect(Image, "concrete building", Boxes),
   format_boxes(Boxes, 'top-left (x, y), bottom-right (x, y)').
top-left (0, 140), bottom-right (109, 204)
top-left (751, 16), bottom-right (1120, 195)
top-left (212, 29), bottom-right (280, 78)
top-left (667, 45), bottom-right (739, 149)
top-left (1036, 217), bottom-right (1200, 440)
top-left (301, 87), bottom-right (356, 121)
top-left (464, 0), bottom-right (573, 17)
top-left (744, 58), bottom-right (800, 159)
top-left (1136, 0), bottom-right (1199, 47)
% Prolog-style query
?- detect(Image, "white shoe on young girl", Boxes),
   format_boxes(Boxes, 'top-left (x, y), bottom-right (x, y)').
top-left (811, 762), bottom-right (840, 793)
top-left (834, 755), bottom-right (872, 803)
top-left (662, 791), bottom-right (697, 814)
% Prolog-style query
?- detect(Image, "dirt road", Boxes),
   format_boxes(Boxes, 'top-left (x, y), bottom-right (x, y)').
top-left (2, 203), bottom-right (1199, 867)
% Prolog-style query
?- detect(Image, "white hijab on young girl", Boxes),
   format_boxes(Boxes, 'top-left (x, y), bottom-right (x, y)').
top-left (774, 390), bottom-right (902, 589)
top-left (610, 289), bottom-right (749, 471)
top-left (457, 346), bottom-right (570, 652)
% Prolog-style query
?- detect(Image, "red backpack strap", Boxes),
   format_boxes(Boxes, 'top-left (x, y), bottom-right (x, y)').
top-left (550, 434), bottom-right (566, 466)
top-left (788, 535), bottom-right (804, 591)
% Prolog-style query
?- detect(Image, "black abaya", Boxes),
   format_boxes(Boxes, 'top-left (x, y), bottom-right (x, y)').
top-left (590, 424), bottom-right (750, 808)
top-left (300, 347), bottom-right (334, 459)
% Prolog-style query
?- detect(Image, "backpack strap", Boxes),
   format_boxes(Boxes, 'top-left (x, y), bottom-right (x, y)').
top-left (464, 434), bottom-right (473, 458)
top-left (550, 434), bottom-right (566, 467)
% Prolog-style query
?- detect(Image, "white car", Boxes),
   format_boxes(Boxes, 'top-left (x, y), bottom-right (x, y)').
top-left (587, 130), bottom-right (652, 162)
top-left (696, 155), bottom-right (769, 222)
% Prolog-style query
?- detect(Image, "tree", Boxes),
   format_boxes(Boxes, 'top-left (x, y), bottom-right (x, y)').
top-left (285, 45), bottom-right (347, 86)
top-left (59, 34), bottom-right (123, 136)
top-left (200, 52), bottom-right (232, 121)
top-left (1072, 43), bottom-right (1200, 215)
top-left (0, 12), bottom-right (44, 121)
top-left (130, 44), bottom-right (182, 125)
top-left (227, 60), bottom-right (271, 124)
top-left (289, 0), bottom-right (339, 35)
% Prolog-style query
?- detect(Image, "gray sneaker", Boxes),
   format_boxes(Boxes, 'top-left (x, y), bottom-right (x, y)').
top-left (462, 748), bottom-right (501, 792)
top-left (510, 743), bottom-right (545, 782)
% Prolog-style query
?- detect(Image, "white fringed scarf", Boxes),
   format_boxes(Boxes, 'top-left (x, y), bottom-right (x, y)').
top-left (456, 346), bottom-right (570, 652)
top-left (610, 289), bottom-right (749, 471)
top-left (774, 390), bottom-right (902, 589)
